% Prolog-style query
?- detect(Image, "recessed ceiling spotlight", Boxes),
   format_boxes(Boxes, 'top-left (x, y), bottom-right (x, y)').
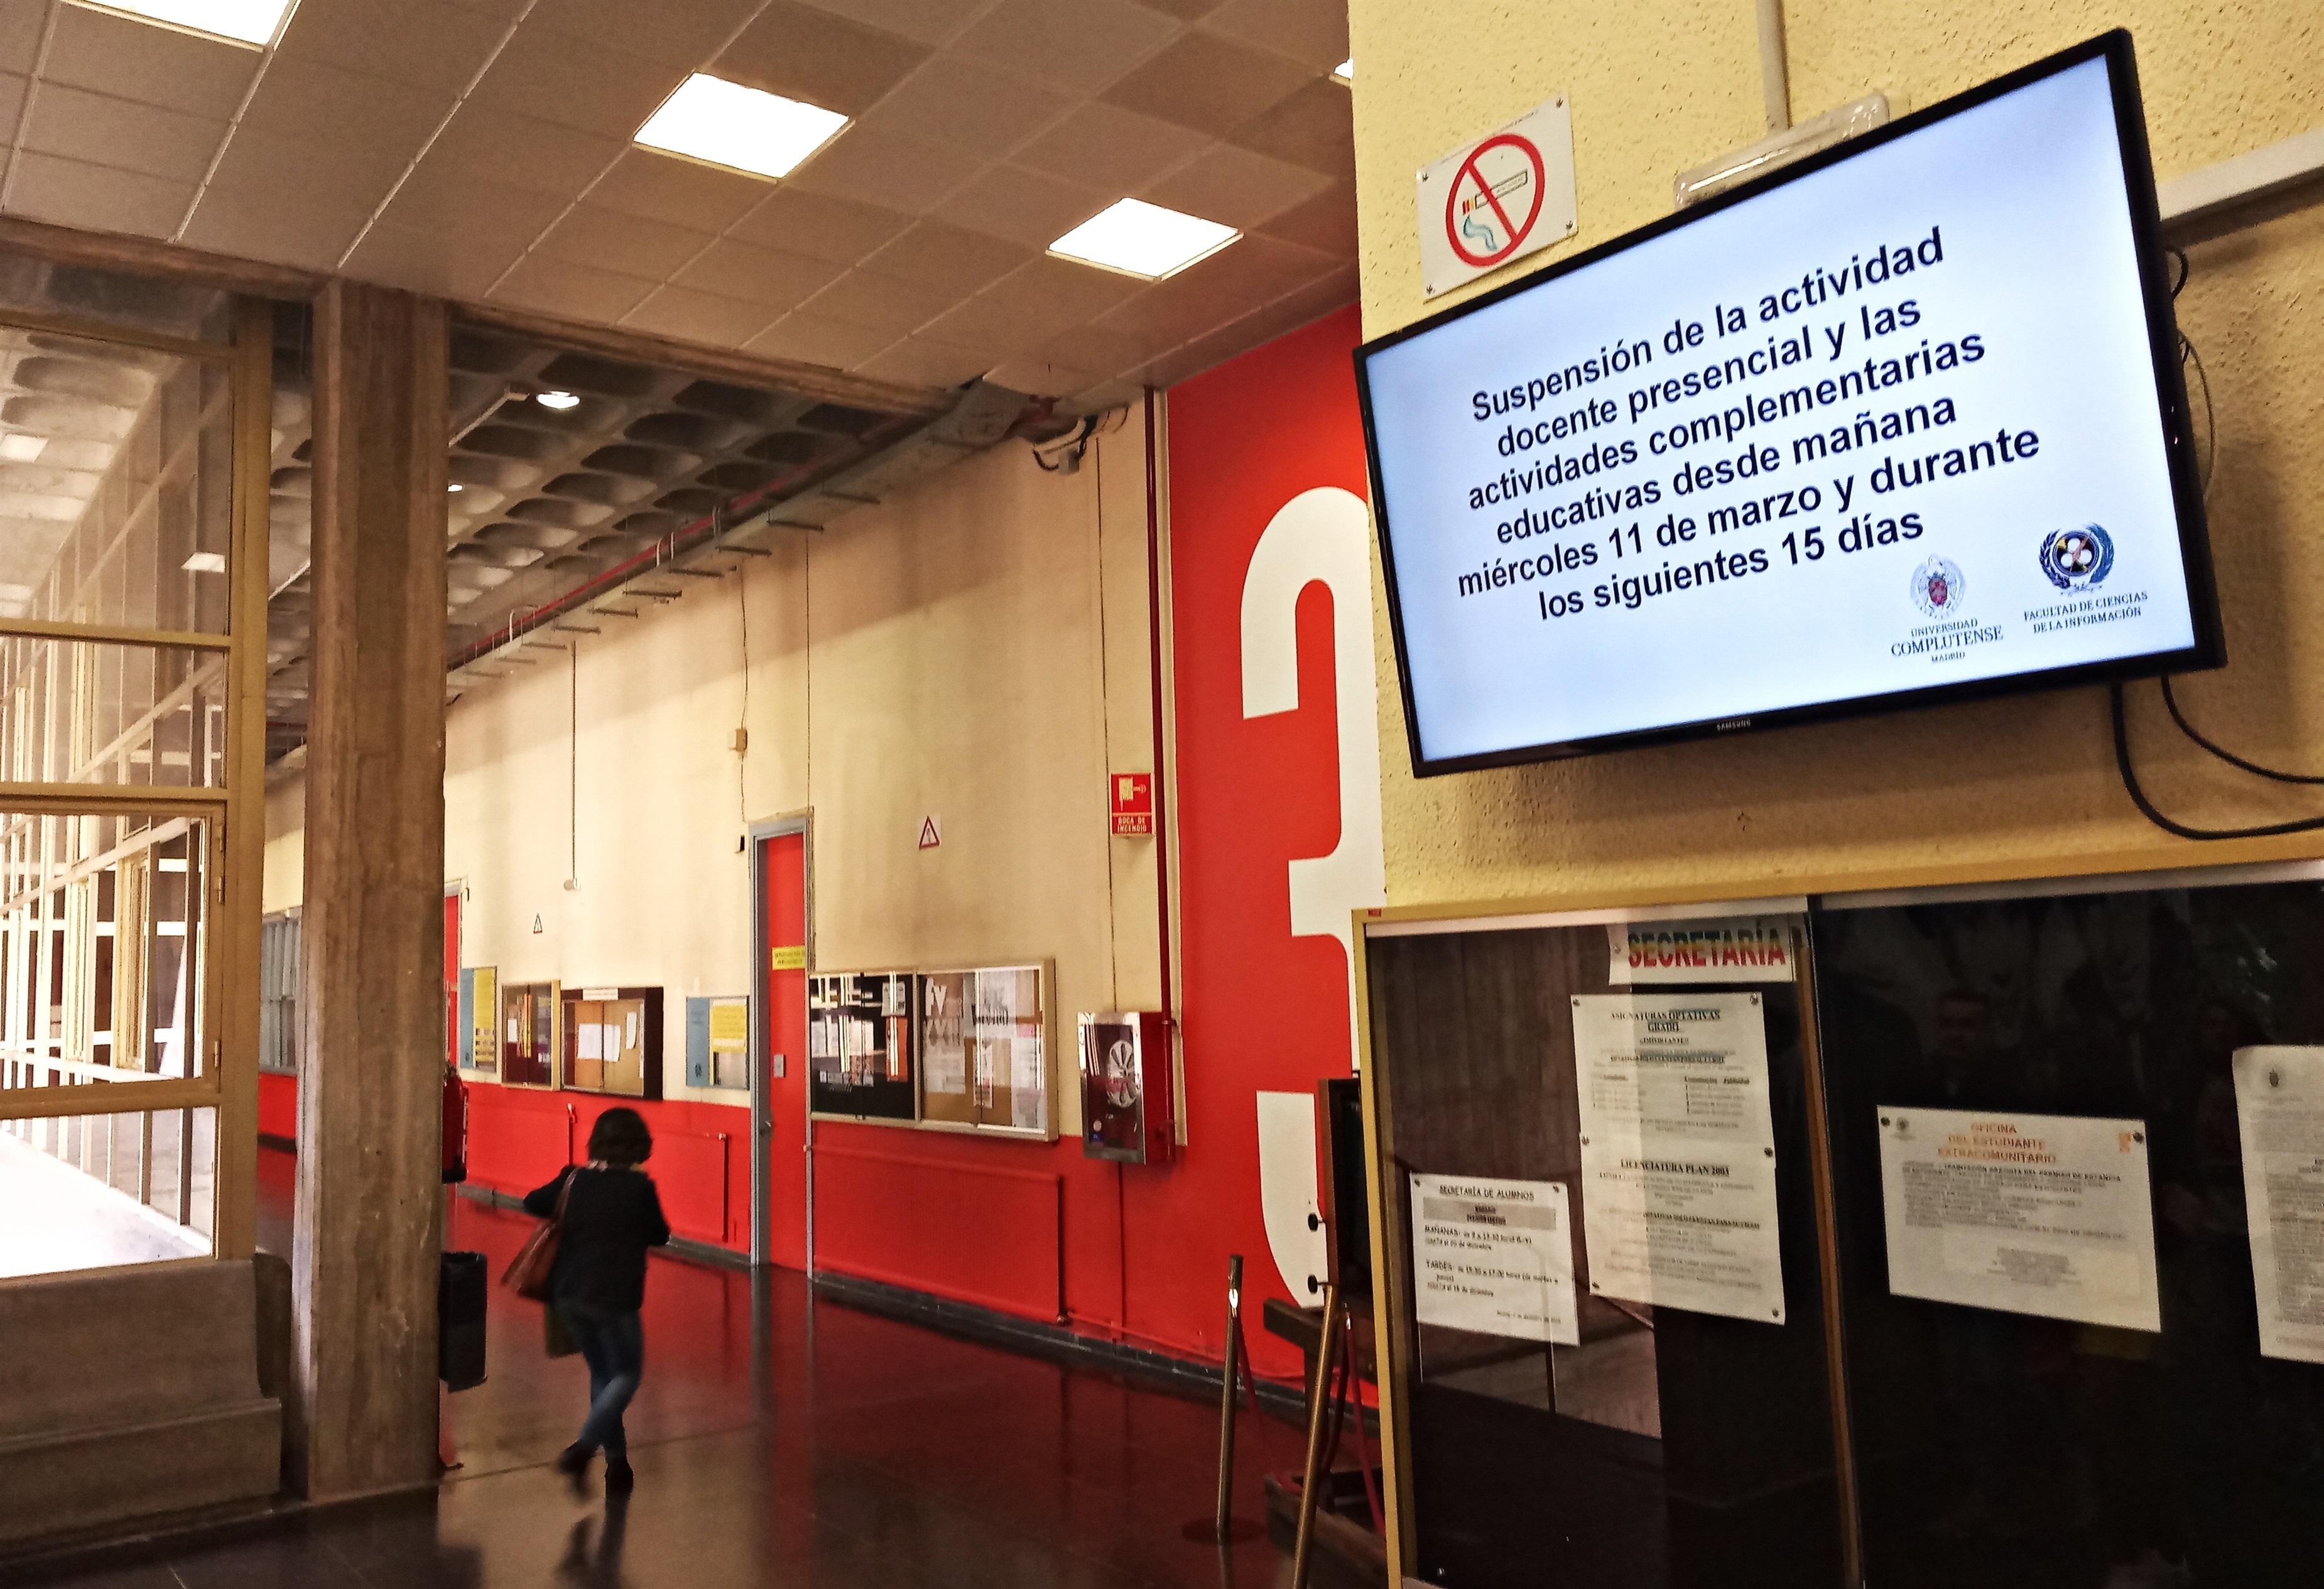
top-left (448, 483), bottom-right (464, 494)
top-left (182, 551), bottom-right (227, 574)
top-left (536, 391), bottom-right (581, 411)
top-left (80, 0), bottom-right (297, 48)
top-left (634, 74), bottom-right (850, 181)
top-left (0, 435), bottom-right (45, 463)
top-left (1049, 200), bottom-right (1240, 281)
top-left (1333, 58), bottom-right (1353, 84)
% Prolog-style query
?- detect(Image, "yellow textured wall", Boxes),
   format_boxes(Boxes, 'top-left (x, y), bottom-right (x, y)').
top-left (262, 426), bottom-right (1162, 1120)
top-left (1348, 0), bottom-right (2324, 908)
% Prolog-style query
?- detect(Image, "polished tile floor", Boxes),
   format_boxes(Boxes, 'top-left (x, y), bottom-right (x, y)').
top-left (20, 1152), bottom-right (1310, 1589)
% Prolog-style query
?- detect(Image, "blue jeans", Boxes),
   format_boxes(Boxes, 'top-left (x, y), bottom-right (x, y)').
top-left (557, 1301), bottom-right (643, 1462)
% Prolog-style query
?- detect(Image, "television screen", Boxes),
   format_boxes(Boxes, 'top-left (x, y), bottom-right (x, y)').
top-left (1357, 33), bottom-right (2219, 776)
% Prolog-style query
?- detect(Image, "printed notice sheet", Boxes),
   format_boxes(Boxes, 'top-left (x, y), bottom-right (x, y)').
top-left (1877, 1107), bottom-right (2159, 1331)
top-left (1570, 992), bottom-right (1786, 1323)
top-left (1410, 1174), bottom-right (1580, 1345)
top-left (2232, 1047), bottom-right (2324, 1363)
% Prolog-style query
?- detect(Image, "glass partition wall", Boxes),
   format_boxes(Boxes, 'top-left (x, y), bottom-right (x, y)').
top-left (0, 258), bottom-right (269, 1279)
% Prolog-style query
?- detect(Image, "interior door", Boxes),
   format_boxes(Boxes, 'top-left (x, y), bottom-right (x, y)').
top-left (755, 829), bottom-right (808, 1269)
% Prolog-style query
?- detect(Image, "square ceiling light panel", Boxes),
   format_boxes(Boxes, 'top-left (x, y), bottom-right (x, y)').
top-left (634, 75), bottom-right (852, 182)
top-left (79, 0), bottom-right (295, 47)
top-left (1048, 200), bottom-right (1239, 281)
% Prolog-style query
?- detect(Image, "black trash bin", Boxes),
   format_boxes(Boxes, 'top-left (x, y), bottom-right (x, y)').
top-left (438, 1250), bottom-right (487, 1391)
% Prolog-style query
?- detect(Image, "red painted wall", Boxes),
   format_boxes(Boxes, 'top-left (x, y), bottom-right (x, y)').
top-left (466, 1088), bottom-right (753, 1253)
top-left (258, 1070), bottom-right (296, 1142)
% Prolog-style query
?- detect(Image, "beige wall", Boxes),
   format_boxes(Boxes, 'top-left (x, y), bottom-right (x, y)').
top-left (1347, 0), bottom-right (2324, 908)
top-left (263, 421), bottom-right (1161, 1120)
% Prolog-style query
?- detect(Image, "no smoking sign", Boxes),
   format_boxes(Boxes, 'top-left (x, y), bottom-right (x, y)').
top-left (1416, 95), bottom-right (1578, 298)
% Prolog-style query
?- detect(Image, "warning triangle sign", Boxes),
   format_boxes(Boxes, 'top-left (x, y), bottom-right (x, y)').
top-left (918, 815), bottom-right (941, 850)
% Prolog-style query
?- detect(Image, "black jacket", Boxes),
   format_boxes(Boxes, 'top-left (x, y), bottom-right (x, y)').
top-left (523, 1165), bottom-right (671, 1315)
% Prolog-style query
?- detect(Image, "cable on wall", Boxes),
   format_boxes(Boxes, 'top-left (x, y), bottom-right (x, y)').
top-left (737, 548), bottom-right (751, 845)
top-left (565, 643), bottom-right (578, 890)
top-left (2111, 246), bottom-right (2324, 838)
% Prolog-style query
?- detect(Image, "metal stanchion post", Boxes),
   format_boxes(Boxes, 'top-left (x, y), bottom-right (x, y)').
top-left (1291, 1281), bottom-right (1344, 1589)
top-left (1215, 1253), bottom-right (1244, 1537)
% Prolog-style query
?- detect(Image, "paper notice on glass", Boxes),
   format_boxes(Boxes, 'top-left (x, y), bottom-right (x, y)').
top-left (1011, 1037), bottom-right (1045, 1127)
top-left (1877, 1107), bottom-right (2159, 1331)
top-left (1570, 992), bottom-right (1786, 1323)
top-left (2232, 1047), bottom-right (2324, 1363)
top-left (577, 1023), bottom-right (603, 1061)
top-left (1410, 1174), bottom-right (1580, 1344)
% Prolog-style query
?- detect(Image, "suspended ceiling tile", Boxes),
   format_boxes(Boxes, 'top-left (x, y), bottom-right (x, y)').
top-left (41, 3), bottom-right (261, 119)
top-left (1141, 139), bottom-right (1330, 229)
top-left (341, 220), bottom-right (531, 301)
top-left (869, 55), bottom-right (1076, 163)
top-left (1127, 0), bottom-right (1227, 18)
top-left (785, 124), bottom-right (987, 216)
top-left (240, 55), bottom-right (467, 185)
top-left (1100, 28), bottom-right (1311, 139)
top-left (853, 336), bottom-right (992, 389)
top-left (788, 0), bottom-right (972, 48)
top-left (585, 147), bottom-right (766, 234)
top-left (973, 253), bottom-right (1147, 327)
top-left (1229, 76), bottom-right (1352, 175)
top-left (670, 239), bottom-right (845, 310)
top-left (0, 7), bottom-right (38, 76)
top-left (375, 163), bottom-right (568, 245)
top-left (19, 83), bottom-right (225, 185)
top-left (0, 72), bottom-right (25, 139)
top-left (527, 0), bottom-right (763, 69)
top-left (4, 151), bottom-right (193, 240)
top-left (862, 220), bottom-right (1033, 295)
top-left (714, 2), bottom-right (934, 117)
top-left (535, 203), bottom-right (715, 281)
top-left (795, 268), bottom-right (961, 337)
top-left (1011, 102), bottom-right (1215, 195)
top-left (466, 19), bottom-right (689, 139)
top-left (276, 0), bottom-right (510, 94)
top-left (622, 285), bottom-right (779, 350)
top-left (1069, 375), bottom-right (1148, 413)
top-left (727, 185), bottom-right (914, 265)
top-left (1254, 177), bottom-right (1356, 256)
top-left (1034, 321), bottom-right (1159, 380)
top-left (399, 102), bottom-right (619, 199)
top-left (930, 163), bottom-right (1109, 249)
top-left (180, 183), bottom-right (374, 272)
top-left (952, 0), bottom-right (1181, 95)
top-left (1171, 229), bottom-right (1337, 302)
top-left (1200, 0), bottom-right (1349, 73)
top-left (746, 312), bottom-right (898, 369)
top-left (1086, 273), bottom-right (1244, 350)
top-left (492, 254), bottom-right (659, 325)
top-left (202, 126), bottom-right (408, 214)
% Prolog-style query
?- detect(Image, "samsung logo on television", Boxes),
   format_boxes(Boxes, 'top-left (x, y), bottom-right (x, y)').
top-left (1715, 718), bottom-right (1752, 732)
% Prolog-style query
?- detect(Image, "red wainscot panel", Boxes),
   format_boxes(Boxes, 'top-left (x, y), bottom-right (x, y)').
top-left (812, 1134), bottom-right (1064, 1323)
top-left (257, 1071), bottom-right (297, 1143)
top-left (467, 1086), bottom-right (752, 1254)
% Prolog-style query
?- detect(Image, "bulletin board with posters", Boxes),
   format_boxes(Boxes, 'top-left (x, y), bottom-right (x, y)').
top-left (558, 985), bottom-right (664, 1099)
top-left (1360, 865), bottom-right (2324, 1589)
top-left (808, 971), bottom-right (916, 1122)
top-left (916, 962), bottom-right (1055, 1139)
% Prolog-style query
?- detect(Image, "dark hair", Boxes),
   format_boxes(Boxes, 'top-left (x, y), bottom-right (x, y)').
top-left (588, 1107), bottom-right (653, 1168)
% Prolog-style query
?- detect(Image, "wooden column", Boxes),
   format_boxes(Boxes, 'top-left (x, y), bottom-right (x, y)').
top-left (289, 280), bottom-right (448, 1499)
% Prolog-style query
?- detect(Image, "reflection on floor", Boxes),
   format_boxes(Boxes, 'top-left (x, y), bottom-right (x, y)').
top-left (0, 1124), bottom-right (207, 1279)
top-left (18, 1147), bottom-right (1310, 1588)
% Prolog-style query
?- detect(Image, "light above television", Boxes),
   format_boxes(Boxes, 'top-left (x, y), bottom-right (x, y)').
top-left (1356, 32), bottom-right (2219, 776)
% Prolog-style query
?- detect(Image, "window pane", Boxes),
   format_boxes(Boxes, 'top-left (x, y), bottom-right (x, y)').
top-left (0, 1104), bottom-right (214, 1278)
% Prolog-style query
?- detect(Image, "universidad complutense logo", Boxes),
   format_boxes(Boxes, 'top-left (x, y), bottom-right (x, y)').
top-left (1909, 555), bottom-right (1965, 618)
top-left (2039, 524), bottom-right (2115, 592)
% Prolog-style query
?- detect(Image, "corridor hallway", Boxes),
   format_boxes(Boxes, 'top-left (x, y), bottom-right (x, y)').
top-left (8, 1151), bottom-right (1311, 1589)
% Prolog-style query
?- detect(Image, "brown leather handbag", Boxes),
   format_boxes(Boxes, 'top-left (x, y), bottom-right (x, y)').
top-left (502, 1170), bottom-right (573, 1301)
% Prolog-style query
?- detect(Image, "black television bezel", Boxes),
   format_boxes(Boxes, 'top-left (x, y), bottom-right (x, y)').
top-left (1355, 30), bottom-right (2223, 779)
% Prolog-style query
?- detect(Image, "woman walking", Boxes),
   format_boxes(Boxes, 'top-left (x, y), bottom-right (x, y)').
top-left (523, 1107), bottom-right (670, 1493)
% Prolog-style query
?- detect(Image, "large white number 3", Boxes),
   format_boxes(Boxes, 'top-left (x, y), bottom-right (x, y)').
top-left (1242, 487), bottom-right (1387, 1301)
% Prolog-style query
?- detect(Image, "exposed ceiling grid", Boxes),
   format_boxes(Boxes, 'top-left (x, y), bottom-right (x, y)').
top-left (0, 0), bottom-right (1356, 409)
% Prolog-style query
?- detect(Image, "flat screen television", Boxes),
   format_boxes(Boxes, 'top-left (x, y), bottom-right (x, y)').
top-left (1356, 31), bottom-right (2220, 776)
